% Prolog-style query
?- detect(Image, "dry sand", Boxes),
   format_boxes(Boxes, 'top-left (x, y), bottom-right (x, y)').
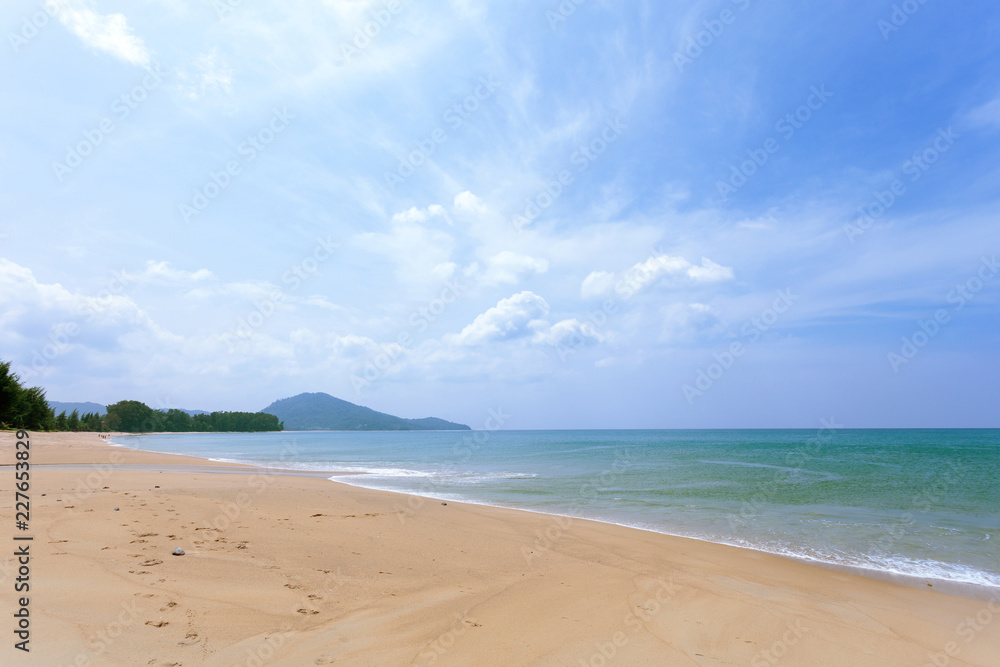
top-left (1, 431), bottom-right (998, 666)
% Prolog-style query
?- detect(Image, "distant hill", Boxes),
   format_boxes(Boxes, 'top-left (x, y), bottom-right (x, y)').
top-left (261, 393), bottom-right (471, 431)
top-left (48, 401), bottom-right (106, 416)
top-left (47, 402), bottom-right (208, 417)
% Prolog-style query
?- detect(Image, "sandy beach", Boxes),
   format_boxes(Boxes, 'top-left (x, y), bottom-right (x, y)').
top-left (1, 431), bottom-right (998, 666)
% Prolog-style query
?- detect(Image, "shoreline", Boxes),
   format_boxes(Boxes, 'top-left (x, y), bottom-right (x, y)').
top-left (111, 431), bottom-right (1000, 599)
top-left (329, 472), bottom-right (1000, 602)
top-left (2, 431), bottom-right (999, 665)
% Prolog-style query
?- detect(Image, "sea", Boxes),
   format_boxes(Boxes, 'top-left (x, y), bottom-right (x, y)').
top-left (110, 428), bottom-right (1000, 594)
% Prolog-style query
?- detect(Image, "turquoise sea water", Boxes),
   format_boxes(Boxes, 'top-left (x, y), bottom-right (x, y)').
top-left (112, 429), bottom-right (1000, 590)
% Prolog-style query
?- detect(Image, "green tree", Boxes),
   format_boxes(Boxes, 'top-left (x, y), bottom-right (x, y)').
top-left (192, 413), bottom-right (212, 431)
top-left (55, 411), bottom-right (68, 431)
top-left (67, 409), bottom-right (80, 431)
top-left (0, 362), bottom-right (54, 430)
top-left (206, 411), bottom-right (282, 432)
top-left (0, 361), bottom-right (19, 424)
top-left (17, 387), bottom-right (54, 430)
top-left (82, 412), bottom-right (103, 431)
top-left (105, 400), bottom-right (156, 433)
top-left (163, 409), bottom-right (192, 432)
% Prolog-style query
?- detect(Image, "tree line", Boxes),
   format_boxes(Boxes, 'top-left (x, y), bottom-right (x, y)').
top-left (0, 361), bottom-right (52, 430)
top-left (1, 360), bottom-right (282, 433)
top-left (102, 400), bottom-right (282, 433)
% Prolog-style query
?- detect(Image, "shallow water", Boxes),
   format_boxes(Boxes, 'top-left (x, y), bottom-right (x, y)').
top-left (113, 428), bottom-right (1000, 590)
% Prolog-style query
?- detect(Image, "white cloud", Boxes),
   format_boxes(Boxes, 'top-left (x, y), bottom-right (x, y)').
top-left (454, 190), bottom-right (487, 215)
top-left (687, 258), bottom-right (735, 283)
top-left (966, 98), bottom-right (1000, 129)
top-left (581, 254), bottom-right (734, 299)
top-left (177, 48), bottom-right (234, 100)
top-left (302, 295), bottom-right (347, 312)
top-left (391, 204), bottom-right (447, 224)
top-left (321, 0), bottom-right (380, 22)
top-left (449, 291), bottom-right (549, 345)
top-left (477, 251), bottom-right (549, 286)
top-left (122, 261), bottom-right (214, 284)
top-left (47, 0), bottom-right (151, 67)
top-left (431, 262), bottom-right (458, 281)
top-left (355, 214), bottom-right (454, 286)
top-left (0, 258), bottom-right (140, 325)
top-left (659, 302), bottom-right (723, 343)
top-left (581, 270), bottom-right (616, 299)
top-left (532, 318), bottom-right (602, 348)
top-left (0, 259), bottom-right (179, 380)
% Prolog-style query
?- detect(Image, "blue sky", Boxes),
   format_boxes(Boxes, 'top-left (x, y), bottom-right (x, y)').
top-left (1, 0), bottom-right (998, 428)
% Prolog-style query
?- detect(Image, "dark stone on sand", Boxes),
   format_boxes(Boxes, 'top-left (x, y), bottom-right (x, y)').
top-left (172, 548), bottom-right (185, 556)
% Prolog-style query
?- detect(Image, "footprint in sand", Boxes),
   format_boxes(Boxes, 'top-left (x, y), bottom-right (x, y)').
top-left (145, 620), bottom-right (169, 628)
top-left (178, 631), bottom-right (199, 646)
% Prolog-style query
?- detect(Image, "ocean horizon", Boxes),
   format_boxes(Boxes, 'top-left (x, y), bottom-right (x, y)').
top-left (111, 428), bottom-right (1000, 594)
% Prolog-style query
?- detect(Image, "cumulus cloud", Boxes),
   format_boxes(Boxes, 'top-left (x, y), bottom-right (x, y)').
top-left (454, 190), bottom-right (487, 214)
top-left (355, 213), bottom-right (454, 286)
top-left (0, 258), bottom-right (140, 325)
top-left (581, 254), bottom-right (734, 299)
top-left (450, 291), bottom-right (549, 345)
top-left (0, 258), bottom-right (179, 380)
top-left (477, 251), bottom-right (549, 286)
top-left (532, 318), bottom-right (602, 348)
top-left (0, 258), bottom-right (377, 391)
top-left (580, 270), bottom-right (615, 299)
top-left (47, 0), bottom-right (151, 67)
top-left (686, 258), bottom-right (735, 283)
top-left (391, 204), bottom-right (447, 224)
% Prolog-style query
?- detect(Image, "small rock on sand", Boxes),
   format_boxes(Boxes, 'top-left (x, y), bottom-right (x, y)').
top-left (172, 548), bottom-right (185, 556)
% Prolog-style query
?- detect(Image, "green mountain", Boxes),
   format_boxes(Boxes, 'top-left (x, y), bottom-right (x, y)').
top-left (261, 392), bottom-right (471, 431)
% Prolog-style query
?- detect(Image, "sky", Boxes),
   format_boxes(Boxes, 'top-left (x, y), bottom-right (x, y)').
top-left (1, 0), bottom-right (998, 429)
